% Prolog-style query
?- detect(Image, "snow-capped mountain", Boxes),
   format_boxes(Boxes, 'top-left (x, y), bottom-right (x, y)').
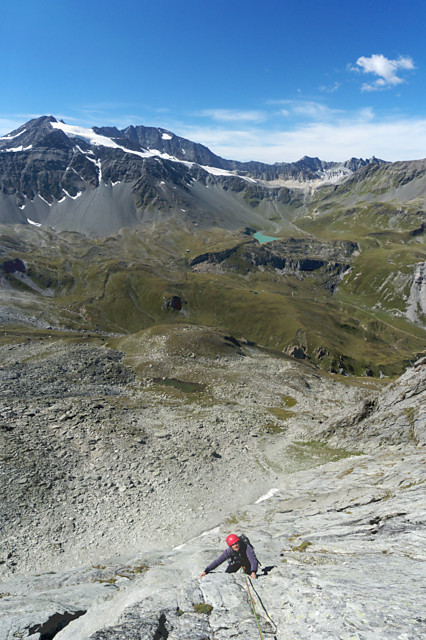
top-left (0, 115), bottom-right (385, 235)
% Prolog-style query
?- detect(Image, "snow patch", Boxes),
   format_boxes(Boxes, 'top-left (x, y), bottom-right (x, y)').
top-left (161, 132), bottom-right (172, 140)
top-left (37, 194), bottom-right (52, 207)
top-left (84, 154), bottom-right (103, 183)
top-left (198, 164), bottom-right (231, 177)
top-left (51, 121), bottom-right (121, 149)
top-left (255, 488), bottom-right (279, 503)
top-left (27, 218), bottom-right (42, 227)
top-left (51, 121), bottom-right (257, 181)
top-left (76, 145), bottom-right (95, 156)
top-left (0, 129), bottom-right (26, 140)
top-left (2, 144), bottom-right (32, 153)
top-left (239, 174), bottom-right (257, 184)
top-left (95, 159), bottom-right (102, 182)
top-left (197, 164), bottom-right (256, 182)
top-left (71, 168), bottom-right (84, 180)
top-left (62, 189), bottom-right (82, 200)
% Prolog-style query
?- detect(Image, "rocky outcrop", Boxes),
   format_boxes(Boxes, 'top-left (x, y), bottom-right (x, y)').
top-left (189, 245), bottom-right (241, 268)
top-left (316, 357), bottom-right (426, 449)
top-left (190, 238), bottom-right (357, 292)
top-left (283, 344), bottom-right (307, 359)
top-left (406, 261), bottom-right (426, 325)
top-left (163, 295), bottom-right (184, 311)
top-left (0, 258), bottom-right (26, 275)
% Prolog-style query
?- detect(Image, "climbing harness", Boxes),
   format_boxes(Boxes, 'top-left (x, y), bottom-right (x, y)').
top-left (242, 569), bottom-right (278, 639)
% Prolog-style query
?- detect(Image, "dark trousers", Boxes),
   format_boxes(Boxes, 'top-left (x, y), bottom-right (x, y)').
top-left (226, 559), bottom-right (251, 574)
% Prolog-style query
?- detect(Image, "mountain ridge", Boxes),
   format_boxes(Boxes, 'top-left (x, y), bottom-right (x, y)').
top-left (1, 115), bottom-right (385, 175)
top-left (0, 116), bottom-right (383, 220)
top-left (0, 115), bottom-right (390, 237)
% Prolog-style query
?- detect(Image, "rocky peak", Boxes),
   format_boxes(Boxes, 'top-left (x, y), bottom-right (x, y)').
top-left (0, 115), bottom-right (60, 151)
top-left (343, 156), bottom-right (386, 172)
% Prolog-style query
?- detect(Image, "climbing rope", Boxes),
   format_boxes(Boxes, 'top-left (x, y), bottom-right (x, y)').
top-left (243, 571), bottom-right (266, 640)
top-left (241, 569), bottom-right (278, 639)
top-left (248, 578), bottom-right (278, 634)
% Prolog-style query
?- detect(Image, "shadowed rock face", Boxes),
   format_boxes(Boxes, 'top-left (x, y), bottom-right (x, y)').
top-left (191, 238), bottom-right (358, 267)
top-left (163, 295), bottom-right (183, 311)
top-left (0, 258), bottom-right (26, 274)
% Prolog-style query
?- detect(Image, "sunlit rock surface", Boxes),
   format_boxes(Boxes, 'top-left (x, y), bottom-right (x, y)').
top-left (1, 359), bottom-right (424, 639)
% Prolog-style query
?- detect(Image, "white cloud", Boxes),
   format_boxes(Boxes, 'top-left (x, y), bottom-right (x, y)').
top-left (177, 114), bottom-right (426, 163)
top-left (353, 54), bottom-right (415, 91)
top-left (3, 104), bottom-right (425, 167)
top-left (319, 82), bottom-right (340, 94)
top-left (197, 108), bottom-right (267, 123)
top-left (292, 101), bottom-right (340, 119)
top-left (268, 99), bottom-right (341, 120)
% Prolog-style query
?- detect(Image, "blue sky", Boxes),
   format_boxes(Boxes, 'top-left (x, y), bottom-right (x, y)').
top-left (2, 0), bottom-right (426, 162)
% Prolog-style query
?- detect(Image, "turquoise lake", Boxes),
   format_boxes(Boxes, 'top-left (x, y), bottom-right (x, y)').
top-left (253, 231), bottom-right (279, 244)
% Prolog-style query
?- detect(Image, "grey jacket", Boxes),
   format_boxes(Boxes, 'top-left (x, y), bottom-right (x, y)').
top-left (204, 543), bottom-right (258, 573)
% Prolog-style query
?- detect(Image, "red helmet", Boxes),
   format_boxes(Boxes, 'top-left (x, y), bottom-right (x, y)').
top-left (226, 534), bottom-right (240, 546)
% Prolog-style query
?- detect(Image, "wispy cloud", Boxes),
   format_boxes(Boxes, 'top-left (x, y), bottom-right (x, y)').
top-left (177, 111), bottom-right (426, 163)
top-left (196, 109), bottom-right (267, 123)
top-left (268, 99), bottom-right (342, 120)
top-left (319, 81), bottom-right (340, 94)
top-left (351, 54), bottom-right (415, 91)
top-left (3, 101), bottom-right (425, 165)
top-left (290, 101), bottom-right (341, 119)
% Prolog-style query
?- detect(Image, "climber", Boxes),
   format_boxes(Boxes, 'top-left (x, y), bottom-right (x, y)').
top-left (200, 534), bottom-right (258, 580)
